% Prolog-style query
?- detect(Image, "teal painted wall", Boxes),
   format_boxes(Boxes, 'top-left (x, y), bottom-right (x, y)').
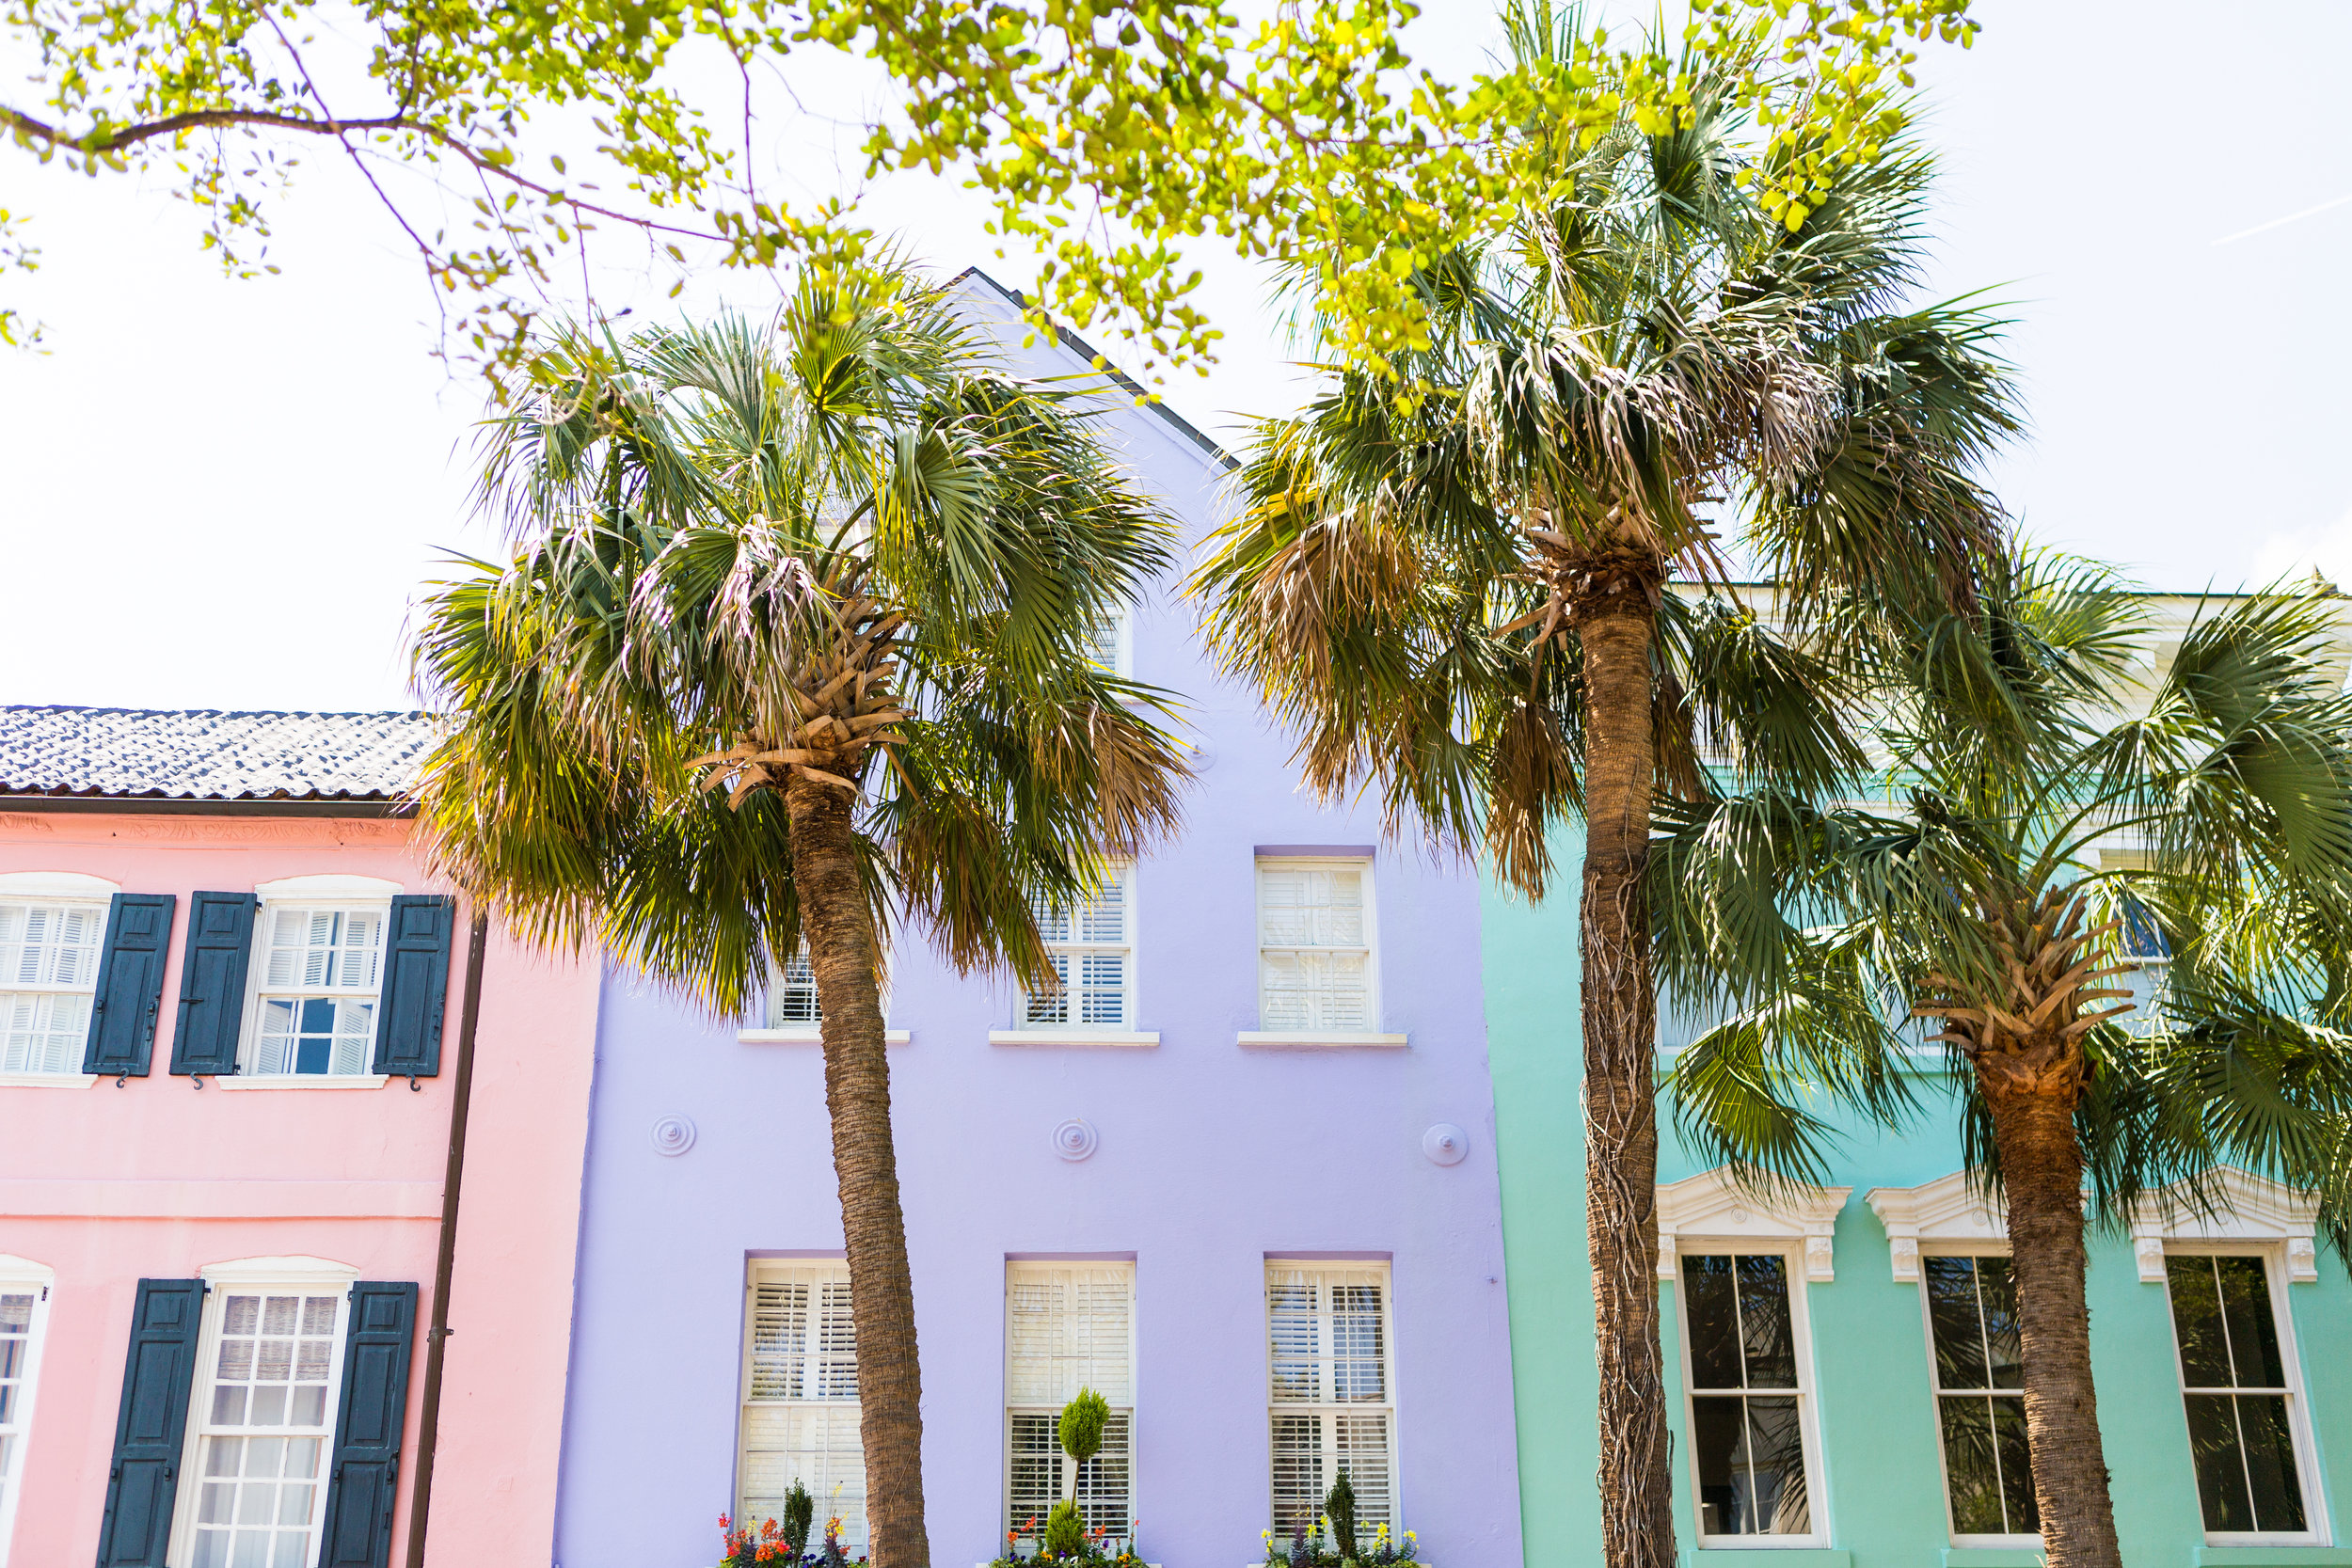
top-left (1485, 837), bottom-right (2352, 1568)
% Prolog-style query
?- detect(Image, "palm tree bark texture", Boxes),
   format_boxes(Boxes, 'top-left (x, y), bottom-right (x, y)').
top-left (1570, 556), bottom-right (1676, 1568)
top-left (787, 765), bottom-right (930, 1568)
top-left (1921, 888), bottom-right (2133, 1568)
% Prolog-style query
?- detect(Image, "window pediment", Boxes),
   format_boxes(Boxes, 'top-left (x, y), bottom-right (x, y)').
top-left (2126, 1169), bottom-right (2319, 1284)
top-left (1655, 1168), bottom-right (1851, 1282)
top-left (1865, 1170), bottom-right (2010, 1281)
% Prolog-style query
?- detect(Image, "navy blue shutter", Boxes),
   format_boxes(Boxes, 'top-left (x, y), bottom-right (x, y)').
top-left (370, 895), bottom-right (454, 1077)
top-left (317, 1282), bottom-right (419, 1568)
top-left (95, 1278), bottom-right (204, 1567)
top-left (82, 894), bottom-right (177, 1077)
top-left (169, 892), bottom-right (257, 1076)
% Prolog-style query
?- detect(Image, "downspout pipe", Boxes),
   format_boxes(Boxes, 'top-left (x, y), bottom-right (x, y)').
top-left (405, 912), bottom-right (490, 1568)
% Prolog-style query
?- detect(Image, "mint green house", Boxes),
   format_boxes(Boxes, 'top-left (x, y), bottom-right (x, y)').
top-left (1486, 831), bottom-right (2352, 1568)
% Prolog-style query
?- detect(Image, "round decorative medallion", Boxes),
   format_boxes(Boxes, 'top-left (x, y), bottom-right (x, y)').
top-left (1052, 1117), bottom-right (1100, 1162)
top-left (650, 1115), bottom-right (698, 1157)
top-left (1422, 1123), bottom-right (1470, 1166)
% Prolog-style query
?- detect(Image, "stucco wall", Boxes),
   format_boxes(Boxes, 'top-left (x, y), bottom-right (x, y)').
top-left (551, 284), bottom-right (1524, 1568)
top-left (1485, 826), bottom-right (2352, 1568)
top-left (0, 812), bottom-right (596, 1568)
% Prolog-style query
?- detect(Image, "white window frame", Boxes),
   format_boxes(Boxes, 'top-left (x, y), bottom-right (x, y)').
top-left (233, 878), bottom-right (401, 1085)
top-left (739, 945), bottom-right (909, 1045)
top-left (993, 865), bottom-right (1156, 1047)
top-left (1082, 604), bottom-right (1133, 680)
top-left (1263, 1259), bottom-right (1400, 1544)
top-left (1658, 1169), bottom-right (1844, 1550)
top-left (0, 871), bottom-right (117, 1086)
top-left (737, 1259), bottom-right (866, 1551)
top-left (168, 1256), bottom-right (359, 1568)
top-left (0, 1255), bottom-right (56, 1568)
top-left (2131, 1175), bottom-right (2331, 1551)
top-left (1003, 1261), bottom-right (1136, 1549)
top-left (1241, 857), bottom-right (1404, 1050)
top-left (1866, 1173), bottom-right (2038, 1546)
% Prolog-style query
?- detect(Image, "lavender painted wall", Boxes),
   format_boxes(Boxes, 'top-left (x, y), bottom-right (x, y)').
top-left (551, 275), bottom-right (1523, 1568)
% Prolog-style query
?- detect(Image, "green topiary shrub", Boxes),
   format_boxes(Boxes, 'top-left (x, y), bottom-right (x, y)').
top-left (783, 1481), bottom-right (815, 1558)
top-left (1043, 1497), bottom-right (1089, 1558)
top-left (1327, 1470), bottom-right (1358, 1563)
top-left (1058, 1387), bottom-right (1110, 1471)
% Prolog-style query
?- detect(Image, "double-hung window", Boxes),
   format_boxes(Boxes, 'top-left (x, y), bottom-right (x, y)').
top-left (1679, 1252), bottom-right (1818, 1543)
top-left (739, 1261), bottom-right (864, 1548)
top-left (1022, 870), bottom-right (1134, 1029)
top-left (1266, 1262), bottom-right (1395, 1539)
top-left (0, 1263), bottom-right (52, 1568)
top-left (1922, 1254), bottom-right (2037, 1540)
top-left (1081, 608), bottom-right (1130, 678)
top-left (1005, 1263), bottom-right (1134, 1545)
top-left (248, 904), bottom-right (388, 1077)
top-left (1256, 862), bottom-right (1374, 1032)
top-left (174, 1284), bottom-right (347, 1568)
top-left (0, 895), bottom-right (105, 1076)
top-left (2165, 1252), bottom-right (2314, 1539)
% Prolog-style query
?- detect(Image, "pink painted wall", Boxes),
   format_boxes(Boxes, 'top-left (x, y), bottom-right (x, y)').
top-left (0, 810), bottom-right (596, 1568)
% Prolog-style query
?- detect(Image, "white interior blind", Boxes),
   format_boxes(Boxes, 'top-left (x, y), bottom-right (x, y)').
top-left (0, 899), bottom-right (104, 1075)
top-left (770, 947), bottom-right (822, 1026)
top-left (1006, 1263), bottom-right (1135, 1541)
top-left (1023, 871), bottom-right (1132, 1027)
top-left (740, 1263), bottom-right (866, 1547)
top-left (1266, 1263), bottom-right (1395, 1538)
top-left (252, 905), bottom-right (387, 1076)
top-left (1257, 864), bottom-right (1371, 1030)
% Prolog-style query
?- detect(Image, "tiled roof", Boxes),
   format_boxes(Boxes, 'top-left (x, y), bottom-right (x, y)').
top-left (0, 706), bottom-right (434, 802)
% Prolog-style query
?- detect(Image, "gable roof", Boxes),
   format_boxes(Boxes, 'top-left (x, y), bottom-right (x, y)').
top-left (0, 705), bottom-right (434, 805)
top-left (948, 267), bottom-right (1238, 472)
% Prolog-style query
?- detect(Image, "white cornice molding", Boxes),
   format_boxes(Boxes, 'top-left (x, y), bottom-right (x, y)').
top-left (1866, 1172), bottom-right (2010, 1282)
top-left (200, 1253), bottom-right (360, 1284)
top-left (2125, 1170), bottom-right (2320, 1284)
top-left (252, 873), bottom-right (404, 900)
top-left (0, 869), bottom-right (119, 898)
top-left (0, 1252), bottom-right (56, 1281)
top-left (1655, 1168), bottom-right (1852, 1282)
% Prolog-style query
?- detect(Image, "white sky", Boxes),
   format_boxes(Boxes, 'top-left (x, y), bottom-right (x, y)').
top-left (2, 0), bottom-right (2347, 711)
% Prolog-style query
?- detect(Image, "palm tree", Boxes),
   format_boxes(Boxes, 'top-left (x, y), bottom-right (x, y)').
top-left (1657, 553), bottom-right (2352, 1568)
top-left (409, 267), bottom-right (1189, 1568)
top-left (1190, 10), bottom-right (2014, 1563)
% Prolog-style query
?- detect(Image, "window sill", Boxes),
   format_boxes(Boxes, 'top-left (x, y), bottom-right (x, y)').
top-left (1942, 1549), bottom-right (2045, 1567)
top-left (0, 1071), bottom-right (98, 1089)
top-left (211, 1074), bottom-right (391, 1090)
top-left (1686, 1551), bottom-right (1845, 1564)
top-left (1237, 1030), bottom-right (1407, 1050)
top-left (739, 1027), bottom-right (911, 1045)
top-left (2194, 1549), bottom-right (2352, 1566)
top-left (989, 1029), bottom-right (1159, 1048)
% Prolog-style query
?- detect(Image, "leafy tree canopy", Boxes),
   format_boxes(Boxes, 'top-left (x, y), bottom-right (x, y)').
top-left (2, 0), bottom-right (1975, 375)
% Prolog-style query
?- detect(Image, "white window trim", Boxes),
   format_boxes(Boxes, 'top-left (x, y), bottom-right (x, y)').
top-left (1009, 864), bottom-right (1139, 1038)
top-left (236, 896), bottom-right (394, 1079)
top-left (169, 1258), bottom-right (361, 1568)
top-left (1866, 1171), bottom-right (2010, 1282)
top-left (1910, 1253), bottom-right (2040, 1548)
top-left (1003, 1260), bottom-right (1137, 1547)
top-left (1250, 856), bottom-right (1383, 1043)
top-left (2127, 1170), bottom-right (2321, 1285)
top-left (1658, 1169), bottom-right (1844, 1551)
top-left (738, 1258), bottom-right (865, 1550)
top-left (0, 887), bottom-right (112, 1081)
top-left (0, 1255), bottom-right (56, 1568)
top-left (1085, 604), bottom-right (1135, 681)
top-left (1263, 1258), bottom-right (1401, 1542)
top-left (2157, 1243), bottom-right (2328, 1547)
top-left (740, 946), bottom-right (906, 1043)
top-left (0, 871), bottom-right (119, 898)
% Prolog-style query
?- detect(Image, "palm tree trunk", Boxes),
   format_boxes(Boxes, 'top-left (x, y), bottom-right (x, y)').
top-left (1573, 572), bottom-right (1677, 1568)
top-left (1982, 1072), bottom-right (2122, 1568)
top-left (787, 769), bottom-right (930, 1568)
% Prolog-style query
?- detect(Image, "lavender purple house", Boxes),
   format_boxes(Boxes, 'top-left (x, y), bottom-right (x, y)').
top-left (549, 272), bottom-right (1524, 1568)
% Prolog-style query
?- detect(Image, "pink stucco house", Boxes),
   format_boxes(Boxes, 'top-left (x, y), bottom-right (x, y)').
top-left (0, 706), bottom-right (596, 1568)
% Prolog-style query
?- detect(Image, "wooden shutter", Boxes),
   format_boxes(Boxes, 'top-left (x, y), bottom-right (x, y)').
top-left (95, 1278), bottom-right (203, 1567)
top-left (371, 895), bottom-right (455, 1077)
top-left (317, 1281), bottom-right (418, 1568)
top-left (168, 892), bottom-right (256, 1076)
top-left (82, 894), bottom-right (177, 1077)
top-left (1266, 1264), bottom-right (1395, 1537)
